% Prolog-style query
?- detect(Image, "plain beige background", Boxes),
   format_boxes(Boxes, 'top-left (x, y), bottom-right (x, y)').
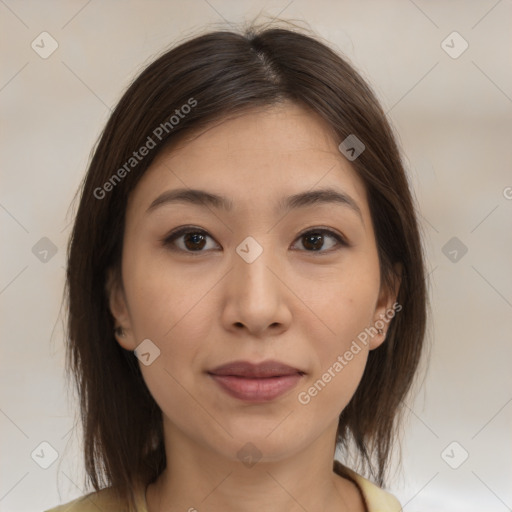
top-left (1, 1), bottom-right (511, 511)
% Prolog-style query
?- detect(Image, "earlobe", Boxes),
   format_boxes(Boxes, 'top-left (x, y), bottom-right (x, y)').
top-left (369, 263), bottom-right (402, 350)
top-left (105, 267), bottom-right (136, 351)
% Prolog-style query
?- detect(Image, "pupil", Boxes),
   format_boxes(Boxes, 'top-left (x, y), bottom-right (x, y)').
top-left (182, 233), bottom-right (325, 251)
top-left (304, 233), bottom-right (323, 251)
top-left (185, 233), bottom-right (206, 250)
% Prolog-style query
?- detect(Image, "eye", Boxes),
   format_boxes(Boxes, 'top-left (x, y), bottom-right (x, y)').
top-left (291, 228), bottom-right (348, 254)
top-left (161, 226), bottom-right (348, 255)
top-left (161, 226), bottom-right (220, 253)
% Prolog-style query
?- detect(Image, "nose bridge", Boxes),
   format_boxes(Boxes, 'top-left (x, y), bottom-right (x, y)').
top-left (226, 234), bottom-right (287, 333)
top-left (234, 236), bottom-right (278, 301)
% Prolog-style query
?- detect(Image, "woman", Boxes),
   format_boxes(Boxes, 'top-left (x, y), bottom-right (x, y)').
top-left (47, 21), bottom-right (426, 512)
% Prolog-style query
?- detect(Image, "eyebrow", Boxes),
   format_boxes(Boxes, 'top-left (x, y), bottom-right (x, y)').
top-left (146, 187), bottom-right (363, 220)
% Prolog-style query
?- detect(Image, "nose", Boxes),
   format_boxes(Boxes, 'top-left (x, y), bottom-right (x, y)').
top-left (221, 242), bottom-right (292, 337)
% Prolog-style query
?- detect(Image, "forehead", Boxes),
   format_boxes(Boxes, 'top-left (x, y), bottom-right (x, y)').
top-left (127, 103), bottom-right (369, 218)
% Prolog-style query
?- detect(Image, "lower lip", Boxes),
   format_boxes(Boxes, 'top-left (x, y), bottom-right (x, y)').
top-left (209, 374), bottom-right (303, 402)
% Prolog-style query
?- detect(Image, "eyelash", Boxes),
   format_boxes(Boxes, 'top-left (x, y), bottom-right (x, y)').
top-left (161, 226), bottom-right (348, 255)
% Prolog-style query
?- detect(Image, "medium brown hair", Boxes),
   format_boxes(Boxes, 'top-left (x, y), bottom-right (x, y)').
top-left (65, 21), bottom-right (427, 511)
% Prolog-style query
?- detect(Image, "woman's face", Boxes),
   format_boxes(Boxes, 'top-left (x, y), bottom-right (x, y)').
top-left (109, 102), bottom-right (398, 463)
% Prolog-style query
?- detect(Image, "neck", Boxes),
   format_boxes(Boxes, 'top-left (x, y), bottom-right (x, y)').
top-left (145, 418), bottom-right (364, 512)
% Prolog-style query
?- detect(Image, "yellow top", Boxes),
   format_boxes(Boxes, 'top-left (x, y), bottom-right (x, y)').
top-left (45, 462), bottom-right (402, 512)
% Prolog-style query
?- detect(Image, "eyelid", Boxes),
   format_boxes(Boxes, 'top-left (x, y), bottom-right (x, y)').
top-left (161, 225), bottom-right (349, 254)
top-left (292, 226), bottom-right (349, 251)
top-left (160, 226), bottom-right (219, 254)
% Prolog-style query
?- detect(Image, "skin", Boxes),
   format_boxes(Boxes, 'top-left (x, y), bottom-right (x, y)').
top-left (108, 101), bottom-right (400, 512)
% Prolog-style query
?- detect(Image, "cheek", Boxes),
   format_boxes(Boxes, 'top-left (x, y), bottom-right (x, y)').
top-left (296, 351), bottom-right (368, 421)
top-left (292, 257), bottom-right (379, 410)
top-left (121, 255), bottom-right (214, 423)
top-left (122, 238), bottom-right (380, 428)
top-left (294, 279), bottom-right (374, 418)
top-left (293, 257), bottom-right (380, 348)
top-left (122, 247), bottom-right (219, 388)
top-left (123, 244), bottom-right (215, 340)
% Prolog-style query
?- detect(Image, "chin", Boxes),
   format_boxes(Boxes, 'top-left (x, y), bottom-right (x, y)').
top-left (214, 418), bottom-right (314, 461)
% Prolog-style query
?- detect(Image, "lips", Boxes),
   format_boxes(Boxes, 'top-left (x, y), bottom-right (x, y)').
top-left (207, 360), bottom-right (305, 402)
top-left (209, 360), bottom-right (304, 378)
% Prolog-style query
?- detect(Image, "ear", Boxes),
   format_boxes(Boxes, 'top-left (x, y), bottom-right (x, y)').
top-left (369, 262), bottom-right (402, 350)
top-left (105, 267), bottom-right (136, 351)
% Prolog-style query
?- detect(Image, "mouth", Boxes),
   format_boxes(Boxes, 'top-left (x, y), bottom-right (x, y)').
top-left (207, 360), bottom-right (305, 402)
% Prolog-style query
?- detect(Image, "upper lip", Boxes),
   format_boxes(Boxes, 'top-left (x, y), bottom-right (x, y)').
top-left (208, 360), bottom-right (305, 378)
